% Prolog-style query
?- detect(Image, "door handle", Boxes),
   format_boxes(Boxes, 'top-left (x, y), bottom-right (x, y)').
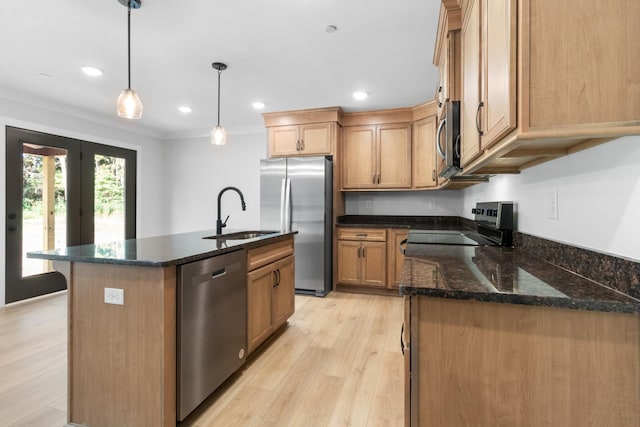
top-left (476, 101), bottom-right (484, 136)
top-left (211, 268), bottom-right (227, 280)
top-left (436, 117), bottom-right (447, 159)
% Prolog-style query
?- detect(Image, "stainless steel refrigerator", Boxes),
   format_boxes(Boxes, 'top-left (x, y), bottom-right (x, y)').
top-left (260, 156), bottom-right (332, 296)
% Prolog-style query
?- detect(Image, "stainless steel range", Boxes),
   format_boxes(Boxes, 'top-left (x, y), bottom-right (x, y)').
top-left (406, 201), bottom-right (514, 248)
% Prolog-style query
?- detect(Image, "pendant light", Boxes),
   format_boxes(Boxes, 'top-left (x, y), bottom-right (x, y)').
top-left (116, 0), bottom-right (143, 119)
top-left (211, 62), bottom-right (228, 145)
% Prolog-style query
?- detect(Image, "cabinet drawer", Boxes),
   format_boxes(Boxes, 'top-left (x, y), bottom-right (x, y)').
top-left (247, 238), bottom-right (294, 271)
top-left (337, 228), bottom-right (386, 241)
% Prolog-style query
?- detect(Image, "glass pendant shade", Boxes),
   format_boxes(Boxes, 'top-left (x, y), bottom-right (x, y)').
top-left (211, 125), bottom-right (227, 146)
top-left (117, 88), bottom-right (143, 119)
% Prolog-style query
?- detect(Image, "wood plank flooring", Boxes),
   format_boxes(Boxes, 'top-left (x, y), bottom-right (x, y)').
top-left (0, 291), bottom-right (404, 426)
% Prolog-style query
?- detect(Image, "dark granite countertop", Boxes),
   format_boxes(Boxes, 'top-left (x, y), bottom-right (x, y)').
top-left (399, 244), bottom-right (640, 314)
top-left (337, 215), bottom-right (475, 230)
top-left (27, 229), bottom-right (297, 267)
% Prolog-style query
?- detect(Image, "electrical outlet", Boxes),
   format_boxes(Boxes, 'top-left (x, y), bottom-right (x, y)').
top-left (547, 190), bottom-right (558, 219)
top-left (104, 287), bottom-right (124, 305)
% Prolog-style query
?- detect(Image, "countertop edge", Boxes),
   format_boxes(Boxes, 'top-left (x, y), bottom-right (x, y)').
top-left (27, 231), bottom-right (298, 267)
top-left (398, 286), bottom-right (640, 314)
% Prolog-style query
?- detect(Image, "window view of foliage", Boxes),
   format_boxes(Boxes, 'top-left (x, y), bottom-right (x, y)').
top-left (94, 155), bottom-right (125, 217)
top-left (22, 154), bottom-right (125, 219)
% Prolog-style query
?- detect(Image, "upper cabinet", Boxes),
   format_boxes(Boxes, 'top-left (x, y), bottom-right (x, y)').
top-left (262, 107), bottom-right (343, 158)
top-left (268, 123), bottom-right (334, 157)
top-left (342, 123), bottom-right (412, 190)
top-left (454, 0), bottom-right (640, 174)
top-left (460, 0), bottom-right (517, 167)
top-left (413, 115), bottom-right (438, 189)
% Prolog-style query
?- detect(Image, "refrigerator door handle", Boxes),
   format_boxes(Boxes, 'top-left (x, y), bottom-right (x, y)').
top-left (283, 178), bottom-right (292, 232)
top-left (279, 178), bottom-right (287, 232)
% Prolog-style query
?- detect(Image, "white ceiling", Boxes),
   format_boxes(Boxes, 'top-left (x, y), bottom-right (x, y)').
top-left (0, 0), bottom-right (441, 139)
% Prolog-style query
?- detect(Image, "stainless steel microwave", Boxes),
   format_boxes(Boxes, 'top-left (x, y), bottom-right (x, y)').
top-left (436, 100), bottom-right (462, 179)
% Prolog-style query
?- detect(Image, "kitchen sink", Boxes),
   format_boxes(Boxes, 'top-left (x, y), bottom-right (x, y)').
top-left (203, 230), bottom-right (278, 240)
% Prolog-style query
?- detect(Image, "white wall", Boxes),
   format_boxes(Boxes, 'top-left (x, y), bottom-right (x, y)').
top-left (0, 97), bottom-right (166, 306)
top-left (163, 132), bottom-right (267, 234)
top-left (345, 190), bottom-right (463, 216)
top-left (462, 135), bottom-right (640, 261)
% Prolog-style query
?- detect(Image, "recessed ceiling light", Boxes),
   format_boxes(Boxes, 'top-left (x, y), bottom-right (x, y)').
top-left (38, 73), bottom-right (51, 79)
top-left (325, 25), bottom-right (338, 33)
top-left (81, 66), bottom-right (103, 77)
top-left (353, 91), bottom-right (368, 101)
top-left (252, 101), bottom-right (266, 110)
top-left (178, 106), bottom-right (193, 114)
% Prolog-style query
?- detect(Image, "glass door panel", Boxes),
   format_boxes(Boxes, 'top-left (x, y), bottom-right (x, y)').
top-left (93, 154), bottom-right (126, 244)
top-left (21, 146), bottom-right (68, 277)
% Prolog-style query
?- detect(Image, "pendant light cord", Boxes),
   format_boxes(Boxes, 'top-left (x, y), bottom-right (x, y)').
top-left (127, 2), bottom-right (132, 89)
top-left (217, 69), bottom-right (221, 126)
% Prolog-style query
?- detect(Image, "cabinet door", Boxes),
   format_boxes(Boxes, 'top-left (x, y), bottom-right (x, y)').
top-left (269, 125), bottom-right (300, 157)
top-left (299, 123), bottom-right (333, 155)
top-left (481, 0), bottom-right (516, 149)
top-left (461, 0), bottom-right (482, 167)
top-left (342, 126), bottom-right (377, 189)
top-left (337, 240), bottom-right (362, 284)
top-left (378, 124), bottom-right (412, 188)
top-left (272, 255), bottom-right (295, 328)
top-left (388, 230), bottom-right (408, 289)
top-left (361, 241), bottom-right (387, 287)
top-left (247, 263), bottom-right (275, 354)
top-left (412, 117), bottom-right (437, 189)
top-left (436, 34), bottom-right (449, 119)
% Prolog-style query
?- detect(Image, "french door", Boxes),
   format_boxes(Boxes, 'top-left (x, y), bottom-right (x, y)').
top-left (5, 126), bottom-right (136, 303)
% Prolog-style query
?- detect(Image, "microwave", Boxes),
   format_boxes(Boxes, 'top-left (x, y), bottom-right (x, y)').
top-left (436, 100), bottom-right (462, 179)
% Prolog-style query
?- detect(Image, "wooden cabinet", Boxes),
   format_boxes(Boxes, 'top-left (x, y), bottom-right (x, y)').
top-left (246, 237), bottom-right (295, 354)
top-left (461, 0), bottom-right (517, 167)
top-left (412, 116), bottom-right (438, 189)
top-left (262, 107), bottom-right (343, 158)
top-left (268, 122), bottom-right (334, 157)
top-left (387, 229), bottom-right (408, 289)
top-left (342, 123), bottom-right (412, 189)
top-left (337, 228), bottom-right (386, 288)
top-left (405, 296), bottom-right (640, 426)
top-left (456, 0), bottom-right (640, 175)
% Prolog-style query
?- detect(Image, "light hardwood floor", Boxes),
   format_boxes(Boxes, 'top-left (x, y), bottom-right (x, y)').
top-left (0, 291), bottom-right (404, 426)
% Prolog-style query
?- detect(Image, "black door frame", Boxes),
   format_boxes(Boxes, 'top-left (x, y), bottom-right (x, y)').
top-left (5, 126), bottom-right (137, 304)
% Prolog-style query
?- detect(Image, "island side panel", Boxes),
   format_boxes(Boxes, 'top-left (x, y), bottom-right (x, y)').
top-left (66, 262), bottom-right (176, 427)
top-left (415, 297), bottom-right (640, 426)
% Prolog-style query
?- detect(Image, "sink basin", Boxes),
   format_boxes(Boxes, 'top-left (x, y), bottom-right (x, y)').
top-left (203, 230), bottom-right (278, 240)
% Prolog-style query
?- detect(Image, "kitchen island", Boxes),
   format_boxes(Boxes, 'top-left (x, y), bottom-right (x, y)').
top-left (400, 244), bottom-right (640, 426)
top-left (28, 229), bottom-right (297, 427)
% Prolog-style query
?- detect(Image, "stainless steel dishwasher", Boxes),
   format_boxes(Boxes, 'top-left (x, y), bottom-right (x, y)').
top-left (177, 248), bottom-right (247, 421)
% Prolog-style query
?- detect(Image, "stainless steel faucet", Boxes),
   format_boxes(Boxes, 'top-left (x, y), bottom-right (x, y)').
top-left (216, 186), bottom-right (246, 235)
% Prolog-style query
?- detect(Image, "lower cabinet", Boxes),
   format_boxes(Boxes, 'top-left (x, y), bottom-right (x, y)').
top-left (405, 296), bottom-right (640, 426)
top-left (246, 238), bottom-right (295, 355)
top-left (337, 228), bottom-right (387, 288)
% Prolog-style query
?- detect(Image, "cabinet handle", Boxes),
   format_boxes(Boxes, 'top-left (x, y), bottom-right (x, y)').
top-left (300, 139), bottom-right (305, 150)
top-left (356, 233), bottom-right (368, 238)
top-left (362, 247), bottom-right (366, 258)
top-left (273, 270), bottom-right (278, 287)
top-left (436, 117), bottom-right (446, 160)
top-left (377, 173), bottom-right (381, 185)
top-left (276, 269), bottom-right (281, 286)
top-left (401, 323), bottom-right (405, 355)
top-left (372, 173), bottom-right (376, 184)
top-left (437, 86), bottom-right (443, 108)
top-left (432, 169), bottom-right (436, 181)
top-left (476, 102), bottom-right (484, 136)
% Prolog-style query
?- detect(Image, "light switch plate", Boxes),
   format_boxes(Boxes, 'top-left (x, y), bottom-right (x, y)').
top-left (104, 287), bottom-right (124, 305)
